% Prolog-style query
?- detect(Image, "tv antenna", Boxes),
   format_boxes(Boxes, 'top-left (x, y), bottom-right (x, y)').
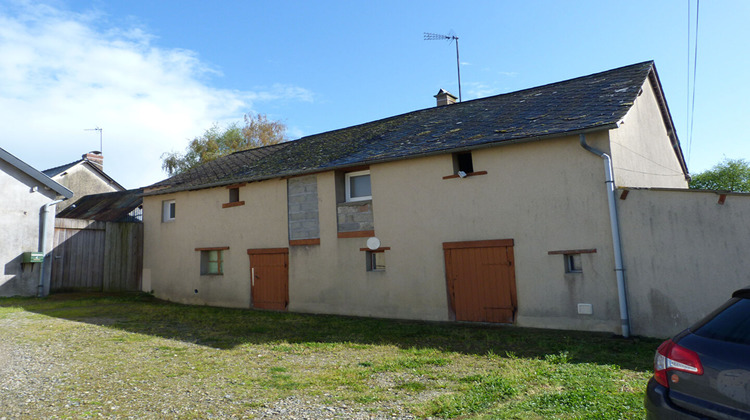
top-left (424, 31), bottom-right (462, 102)
top-left (85, 127), bottom-right (103, 153)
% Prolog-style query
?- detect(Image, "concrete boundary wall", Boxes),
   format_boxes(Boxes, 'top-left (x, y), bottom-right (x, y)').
top-left (618, 188), bottom-right (750, 338)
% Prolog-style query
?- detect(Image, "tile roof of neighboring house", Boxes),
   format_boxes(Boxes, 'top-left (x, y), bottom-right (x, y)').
top-left (146, 61), bottom-right (685, 196)
top-left (0, 147), bottom-right (73, 199)
top-left (56, 189), bottom-right (143, 222)
top-left (44, 158), bottom-right (125, 190)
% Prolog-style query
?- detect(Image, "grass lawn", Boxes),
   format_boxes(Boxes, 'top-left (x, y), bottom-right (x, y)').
top-left (0, 293), bottom-right (659, 418)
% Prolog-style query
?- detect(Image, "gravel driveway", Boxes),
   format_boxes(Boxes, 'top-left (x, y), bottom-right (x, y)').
top-left (0, 312), bottom-right (421, 419)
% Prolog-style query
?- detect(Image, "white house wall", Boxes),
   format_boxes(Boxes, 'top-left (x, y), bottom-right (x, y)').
top-left (0, 161), bottom-right (59, 296)
top-left (142, 178), bottom-right (289, 307)
top-left (144, 131), bottom-right (638, 335)
top-left (609, 77), bottom-right (688, 189)
top-left (290, 132), bottom-right (623, 333)
top-left (618, 188), bottom-right (750, 338)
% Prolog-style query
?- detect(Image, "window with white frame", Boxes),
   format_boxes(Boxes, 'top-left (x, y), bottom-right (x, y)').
top-left (162, 199), bottom-right (176, 222)
top-left (345, 170), bottom-right (371, 202)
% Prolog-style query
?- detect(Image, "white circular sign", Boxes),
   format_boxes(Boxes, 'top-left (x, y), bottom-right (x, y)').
top-left (366, 237), bottom-right (381, 250)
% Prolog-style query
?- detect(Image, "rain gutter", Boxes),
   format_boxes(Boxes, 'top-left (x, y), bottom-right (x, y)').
top-left (38, 199), bottom-right (64, 297)
top-left (579, 134), bottom-right (631, 338)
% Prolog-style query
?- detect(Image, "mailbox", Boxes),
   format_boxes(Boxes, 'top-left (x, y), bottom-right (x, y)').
top-left (22, 252), bottom-right (44, 263)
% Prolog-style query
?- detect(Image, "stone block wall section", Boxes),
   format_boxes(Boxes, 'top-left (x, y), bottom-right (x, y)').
top-left (337, 201), bottom-right (374, 232)
top-left (287, 175), bottom-right (320, 240)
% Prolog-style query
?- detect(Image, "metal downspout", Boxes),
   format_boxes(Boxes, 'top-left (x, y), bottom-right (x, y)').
top-left (579, 134), bottom-right (631, 338)
top-left (38, 199), bottom-right (64, 298)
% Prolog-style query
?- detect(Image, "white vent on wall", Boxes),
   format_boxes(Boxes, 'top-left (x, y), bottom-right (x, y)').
top-left (577, 303), bottom-right (593, 315)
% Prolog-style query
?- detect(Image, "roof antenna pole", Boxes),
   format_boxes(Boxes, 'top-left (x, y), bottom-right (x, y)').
top-left (85, 127), bottom-right (103, 154)
top-left (424, 31), bottom-right (462, 102)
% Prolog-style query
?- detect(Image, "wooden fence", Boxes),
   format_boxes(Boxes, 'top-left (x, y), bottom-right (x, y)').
top-left (51, 218), bottom-right (143, 292)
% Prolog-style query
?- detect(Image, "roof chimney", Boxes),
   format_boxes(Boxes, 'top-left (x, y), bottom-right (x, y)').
top-left (434, 89), bottom-right (457, 107)
top-left (83, 151), bottom-right (103, 170)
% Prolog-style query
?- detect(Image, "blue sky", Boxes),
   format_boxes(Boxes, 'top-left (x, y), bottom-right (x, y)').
top-left (1, 0), bottom-right (747, 188)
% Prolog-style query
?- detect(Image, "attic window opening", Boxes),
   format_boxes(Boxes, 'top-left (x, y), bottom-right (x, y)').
top-left (442, 151), bottom-right (487, 179)
top-left (222, 184), bottom-right (246, 208)
top-left (454, 152), bottom-right (474, 174)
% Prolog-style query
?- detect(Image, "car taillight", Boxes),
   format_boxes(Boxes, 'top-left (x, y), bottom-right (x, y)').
top-left (653, 339), bottom-right (704, 387)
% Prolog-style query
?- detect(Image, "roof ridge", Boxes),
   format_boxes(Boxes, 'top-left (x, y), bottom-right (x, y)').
top-left (285, 61), bottom-right (655, 146)
top-left (145, 61), bottom-right (664, 196)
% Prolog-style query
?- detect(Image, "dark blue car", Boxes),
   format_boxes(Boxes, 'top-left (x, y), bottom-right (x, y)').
top-left (645, 288), bottom-right (750, 419)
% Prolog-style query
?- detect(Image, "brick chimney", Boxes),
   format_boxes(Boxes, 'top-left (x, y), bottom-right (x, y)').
top-left (83, 151), bottom-right (103, 170)
top-left (434, 89), bottom-right (457, 107)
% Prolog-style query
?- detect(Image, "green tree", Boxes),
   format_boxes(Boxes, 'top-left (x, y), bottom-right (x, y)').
top-left (689, 158), bottom-right (750, 192)
top-left (161, 113), bottom-right (287, 176)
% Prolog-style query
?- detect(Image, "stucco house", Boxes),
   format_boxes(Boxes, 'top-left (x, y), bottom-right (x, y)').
top-left (43, 151), bottom-right (125, 213)
top-left (142, 61), bottom-right (750, 338)
top-left (0, 147), bottom-right (73, 297)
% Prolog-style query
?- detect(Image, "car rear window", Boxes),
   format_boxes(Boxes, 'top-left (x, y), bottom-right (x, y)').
top-left (694, 298), bottom-right (750, 345)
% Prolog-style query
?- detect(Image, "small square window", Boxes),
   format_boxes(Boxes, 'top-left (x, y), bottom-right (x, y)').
top-left (565, 254), bottom-right (582, 273)
top-left (229, 187), bottom-right (240, 203)
top-left (453, 152), bottom-right (474, 175)
top-left (366, 251), bottom-right (386, 271)
top-left (200, 250), bottom-right (224, 275)
top-left (345, 170), bottom-right (372, 202)
top-left (162, 200), bottom-right (175, 222)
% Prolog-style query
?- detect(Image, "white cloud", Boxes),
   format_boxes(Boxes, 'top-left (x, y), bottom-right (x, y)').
top-left (0, 1), bottom-right (312, 189)
top-left (465, 82), bottom-right (500, 100)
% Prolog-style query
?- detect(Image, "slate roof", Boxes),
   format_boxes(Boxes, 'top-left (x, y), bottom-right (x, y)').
top-left (0, 147), bottom-right (73, 199)
top-left (146, 61), bottom-right (684, 195)
top-left (42, 159), bottom-right (83, 178)
top-left (44, 158), bottom-right (125, 190)
top-left (57, 189), bottom-right (143, 222)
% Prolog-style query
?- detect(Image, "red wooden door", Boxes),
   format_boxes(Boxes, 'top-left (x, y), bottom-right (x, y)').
top-left (247, 248), bottom-right (289, 311)
top-left (444, 239), bottom-right (517, 323)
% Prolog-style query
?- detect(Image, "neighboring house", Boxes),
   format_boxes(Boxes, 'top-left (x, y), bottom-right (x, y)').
top-left (43, 151), bottom-right (125, 213)
top-left (0, 147), bottom-right (73, 297)
top-left (57, 189), bottom-right (143, 223)
top-left (141, 61), bottom-right (750, 338)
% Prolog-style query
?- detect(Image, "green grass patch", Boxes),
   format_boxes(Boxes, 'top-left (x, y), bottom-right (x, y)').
top-left (421, 373), bottom-right (519, 418)
top-left (0, 293), bottom-right (658, 418)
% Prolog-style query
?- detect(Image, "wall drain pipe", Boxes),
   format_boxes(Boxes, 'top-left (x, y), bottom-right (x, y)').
top-left (580, 134), bottom-right (631, 338)
top-left (38, 199), bottom-right (64, 298)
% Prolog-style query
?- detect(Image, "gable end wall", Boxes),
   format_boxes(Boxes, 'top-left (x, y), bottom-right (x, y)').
top-left (609, 77), bottom-right (688, 189)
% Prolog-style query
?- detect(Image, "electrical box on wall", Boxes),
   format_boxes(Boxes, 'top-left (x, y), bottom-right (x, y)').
top-left (22, 252), bottom-right (44, 263)
top-left (577, 303), bottom-right (593, 315)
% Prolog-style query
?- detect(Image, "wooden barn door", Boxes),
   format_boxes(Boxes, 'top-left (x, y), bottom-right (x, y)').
top-left (51, 218), bottom-right (143, 293)
top-left (51, 219), bottom-right (106, 292)
top-left (247, 248), bottom-right (289, 311)
top-left (444, 239), bottom-right (517, 323)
